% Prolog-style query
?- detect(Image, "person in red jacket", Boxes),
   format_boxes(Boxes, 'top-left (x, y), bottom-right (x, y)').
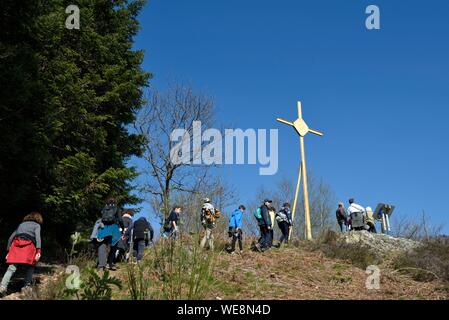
top-left (0, 212), bottom-right (42, 296)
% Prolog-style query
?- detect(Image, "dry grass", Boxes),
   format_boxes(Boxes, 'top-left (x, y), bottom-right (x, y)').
top-left (392, 239), bottom-right (449, 283)
top-left (209, 246), bottom-right (448, 300)
top-left (306, 230), bottom-right (382, 269)
top-left (4, 234), bottom-right (449, 300)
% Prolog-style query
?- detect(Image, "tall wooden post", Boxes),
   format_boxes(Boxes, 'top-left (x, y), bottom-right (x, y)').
top-left (300, 136), bottom-right (312, 240)
top-left (276, 100), bottom-right (323, 241)
top-left (289, 165), bottom-right (301, 239)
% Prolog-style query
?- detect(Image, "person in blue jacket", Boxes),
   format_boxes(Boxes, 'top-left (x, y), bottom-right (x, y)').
top-left (228, 205), bottom-right (246, 254)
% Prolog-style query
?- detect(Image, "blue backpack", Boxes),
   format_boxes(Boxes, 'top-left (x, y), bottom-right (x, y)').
top-left (253, 207), bottom-right (262, 220)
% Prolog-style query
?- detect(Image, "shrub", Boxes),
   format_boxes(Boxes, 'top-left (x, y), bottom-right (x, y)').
top-left (309, 230), bottom-right (381, 269)
top-left (393, 240), bottom-right (449, 282)
top-left (64, 268), bottom-right (122, 300)
top-left (126, 264), bottom-right (150, 300)
top-left (34, 271), bottom-right (67, 300)
top-left (148, 237), bottom-right (215, 300)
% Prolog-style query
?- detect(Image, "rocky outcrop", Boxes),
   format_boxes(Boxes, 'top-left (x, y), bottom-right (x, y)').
top-left (338, 230), bottom-right (422, 257)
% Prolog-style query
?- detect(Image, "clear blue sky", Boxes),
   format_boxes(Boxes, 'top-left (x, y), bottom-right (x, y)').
top-left (131, 0), bottom-right (449, 234)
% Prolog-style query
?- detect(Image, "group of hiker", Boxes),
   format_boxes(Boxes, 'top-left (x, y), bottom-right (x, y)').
top-left (159, 198), bottom-right (293, 254)
top-left (89, 197), bottom-right (155, 271)
top-left (251, 199), bottom-right (293, 252)
top-left (0, 195), bottom-right (378, 296)
top-left (335, 198), bottom-right (377, 233)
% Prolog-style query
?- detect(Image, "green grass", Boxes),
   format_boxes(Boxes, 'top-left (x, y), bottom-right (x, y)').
top-left (122, 237), bottom-right (216, 300)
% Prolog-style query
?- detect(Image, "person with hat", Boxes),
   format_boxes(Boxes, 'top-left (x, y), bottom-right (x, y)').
top-left (255, 199), bottom-right (273, 252)
top-left (365, 206), bottom-right (377, 233)
top-left (200, 198), bottom-right (219, 250)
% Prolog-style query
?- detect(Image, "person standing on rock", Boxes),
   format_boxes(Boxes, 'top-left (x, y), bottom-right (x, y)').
top-left (336, 202), bottom-right (347, 232)
top-left (365, 207), bottom-right (377, 233)
top-left (347, 198), bottom-right (366, 231)
top-left (0, 212), bottom-right (43, 297)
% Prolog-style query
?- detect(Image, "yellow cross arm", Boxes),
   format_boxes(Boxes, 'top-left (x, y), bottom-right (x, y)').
top-left (276, 118), bottom-right (294, 126)
top-left (308, 128), bottom-right (324, 136)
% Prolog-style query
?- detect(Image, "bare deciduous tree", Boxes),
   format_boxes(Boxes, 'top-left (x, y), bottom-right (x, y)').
top-left (171, 175), bottom-right (238, 235)
top-left (392, 210), bottom-right (444, 240)
top-left (134, 82), bottom-right (215, 219)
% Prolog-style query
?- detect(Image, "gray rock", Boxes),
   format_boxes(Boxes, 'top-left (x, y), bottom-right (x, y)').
top-left (338, 230), bottom-right (422, 257)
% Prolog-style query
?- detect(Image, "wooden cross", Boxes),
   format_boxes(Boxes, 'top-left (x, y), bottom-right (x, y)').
top-left (276, 101), bottom-right (323, 240)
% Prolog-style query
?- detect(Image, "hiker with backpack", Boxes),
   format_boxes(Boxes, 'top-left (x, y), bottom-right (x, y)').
top-left (0, 212), bottom-right (43, 297)
top-left (274, 203), bottom-right (292, 247)
top-left (336, 202), bottom-right (347, 232)
top-left (200, 198), bottom-right (221, 250)
top-left (255, 199), bottom-right (273, 252)
top-left (228, 205), bottom-right (246, 254)
top-left (116, 209), bottom-right (134, 261)
top-left (347, 198), bottom-right (366, 231)
top-left (96, 197), bottom-right (123, 271)
top-left (162, 206), bottom-right (182, 240)
top-left (126, 216), bottom-right (150, 263)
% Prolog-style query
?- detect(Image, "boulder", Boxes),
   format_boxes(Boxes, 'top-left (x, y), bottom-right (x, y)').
top-left (338, 230), bottom-right (422, 257)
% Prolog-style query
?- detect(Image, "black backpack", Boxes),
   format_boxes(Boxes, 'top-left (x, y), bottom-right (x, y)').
top-left (101, 205), bottom-right (118, 224)
top-left (163, 218), bottom-right (172, 232)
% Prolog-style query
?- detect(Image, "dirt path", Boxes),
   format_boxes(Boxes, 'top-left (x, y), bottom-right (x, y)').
top-left (0, 263), bottom-right (64, 300)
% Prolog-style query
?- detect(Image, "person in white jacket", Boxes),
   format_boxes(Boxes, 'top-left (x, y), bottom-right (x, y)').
top-left (347, 198), bottom-right (366, 231)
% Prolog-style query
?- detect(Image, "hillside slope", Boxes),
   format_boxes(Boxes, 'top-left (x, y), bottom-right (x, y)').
top-left (209, 246), bottom-right (447, 300)
top-left (1, 233), bottom-right (448, 300)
